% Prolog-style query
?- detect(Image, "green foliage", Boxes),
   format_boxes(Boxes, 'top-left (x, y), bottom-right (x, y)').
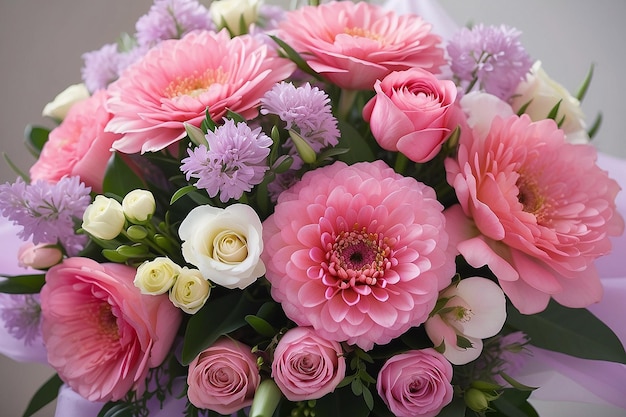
top-left (22, 374), bottom-right (63, 417)
top-left (102, 153), bottom-right (146, 197)
top-left (269, 35), bottom-right (322, 80)
top-left (0, 274), bottom-right (46, 294)
top-left (23, 125), bottom-right (50, 158)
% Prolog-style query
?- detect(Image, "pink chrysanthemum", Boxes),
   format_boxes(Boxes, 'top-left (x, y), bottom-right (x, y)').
top-left (262, 161), bottom-right (455, 350)
top-left (445, 114), bottom-right (624, 314)
top-left (105, 29), bottom-right (295, 153)
top-left (278, 1), bottom-right (445, 91)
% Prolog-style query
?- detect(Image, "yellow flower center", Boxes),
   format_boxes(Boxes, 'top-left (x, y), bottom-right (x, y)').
top-left (343, 27), bottom-right (383, 42)
top-left (165, 68), bottom-right (228, 98)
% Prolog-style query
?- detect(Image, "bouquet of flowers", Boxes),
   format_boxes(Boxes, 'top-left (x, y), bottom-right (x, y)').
top-left (1, 0), bottom-right (625, 416)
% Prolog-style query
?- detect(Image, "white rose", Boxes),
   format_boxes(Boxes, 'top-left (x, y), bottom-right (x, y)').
top-left (210, 0), bottom-right (261, 36)
top-left (134, 257), bottom-right (181, 295)
top-left (178, 203), bottom-right (266, 289)
top-left (511, 60), bottom-right (589, 143)
top-left (122, 189), bottom-right (156, 223)
top-left (42, 83), bottom-right (90, 121)
top-left (169, 267), bottom-right (211, 314)
top-left (81, 195), bottom-right (125, 240)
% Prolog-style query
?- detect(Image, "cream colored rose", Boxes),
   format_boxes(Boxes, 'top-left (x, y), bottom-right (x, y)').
top-left (122, 189), bottom-right (156, 223)
top-left (134, 257), bottom-right (181, 295)
top-left (178, 203), bottom-right (265, 289)
top-left (42, 83), bottom-right (90, 121)
top-left (81, 195), bottom-right (125, 240)
top-left (210, 0), bottom-right (261, 36)
top-left (169, 267), bottom-right (211, 314)
top-left (511, 61), bottom-right (589, 143)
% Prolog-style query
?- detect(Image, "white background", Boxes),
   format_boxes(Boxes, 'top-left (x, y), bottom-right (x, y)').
top-left (0, 1), bottom-right (624, 416)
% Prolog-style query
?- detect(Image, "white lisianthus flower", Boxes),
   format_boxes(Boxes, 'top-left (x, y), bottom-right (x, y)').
top-left (134, 257), bottom-right (181, 295)
top-left (169, 267), bottom-right (211, 314)
top-left (209, 0), bottom-right (261, 36)
top-left (178, 203), bottom-right (265, 289)
top-left (122, 189), bottom-right (156, 223)
top-left (42, 83), bottom-right (90, 121)
top-left (511, 60), bottom-right (589, 143)
top-left (425, 277), bottom-right (507, 365)
top-left (81, 195), bottom-right (125, 240)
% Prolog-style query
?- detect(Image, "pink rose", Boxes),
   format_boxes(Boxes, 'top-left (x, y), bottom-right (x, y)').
top-left (377, 348), bottom-right (454, 417)
top-left (40, 257), bottom-right (181, 402)
top-left (271, 327), bottom-right (346, 401)
top-left (363, 68), bottom-right (461, 163)
top-left (187, 337), bottom-right (260, 414)
top-left (29, 89), bottom-right (120, 193)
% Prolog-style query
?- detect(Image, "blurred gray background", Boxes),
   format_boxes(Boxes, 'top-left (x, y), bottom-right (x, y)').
top-left (1, 1), bottom-right (624, 416)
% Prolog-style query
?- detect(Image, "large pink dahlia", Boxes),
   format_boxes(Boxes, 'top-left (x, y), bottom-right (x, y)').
top-left (105, 29), bottom-right (295, 153)
top-left (262, 161), bottom-right (455, 350)
top-left (445, 114), bottom-right (624, 314)
top-left (278, 1), bottom-right (445, 91)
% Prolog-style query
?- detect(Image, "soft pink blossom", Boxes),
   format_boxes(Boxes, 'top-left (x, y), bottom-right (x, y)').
top-left (187, 337), bottom-right (260, 414)
top-left (40, 258), bottom-right (182, 402)
top-left (30, 90), bottom-right (120, 193)
top-left (377, 348), bottom-right (454, 417)
top-left (278, 1), bottom-right (444, 91)
top-left (17, 242), bottom-right (63, 270)
top-left (262, 160), bottom-right (455, 350)
top-left (106, 29), bottom-right (295, 153)
top-left (363, 68), bottom-right (462, 162)
top-left (445, 112), bottom-right (624, 314)
top-left (271, 326), bottom-right (346, 401)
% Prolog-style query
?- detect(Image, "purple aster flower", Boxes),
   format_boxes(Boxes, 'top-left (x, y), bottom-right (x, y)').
top-left (0, 294), bottom-right (42, 347)
top-left (81, 43), bottom-right (122, 92)
top-left (447, 24), bottom-right (533, 101)
top-left (261, 82), bottom-right (340, 168)
top-left (135, 0), bottom-right (213, 48)
top-left (475, 331), bottom-right (531, 385)
top-left (180, 119), bottom-right (272, 203)
top-left (0, 176), bottom-right (91, 255)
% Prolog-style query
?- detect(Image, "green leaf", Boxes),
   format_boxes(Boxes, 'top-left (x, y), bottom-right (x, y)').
top-left (101, 249), bottom-right (128, 263)
top-left (437, 396), bottom-right (467, 417)
top-left (269, 35), bottom-right (322, 80)
top-left (97, 401), bottom-right (136, 417)
top-left (24, 125), bottom-right (50, 157)
top-left (314, 385), bottom-right (371, 417)
top-left (336, 120), bottom-right (376, 164)
top-left (515, 99), bottom-right (533, 116)
top-left (170, 185), bottom-right (199, 205)
top-left (576, 63), bottom-right (594, 102)
top-left (490, 389), bottom-right (538, 417)
top-left (0, 274), bottom-right (46, 294)
top-left (506, 300), bottom-right (626, 364)
top-left (2, 152), bottom-right (29, 181)
top-left (244, 314), bottom-right (276, 338)
top-left (22, 374), bottom-right (63, 417)
top-left (587, 112), bottom-right (603, 139)
top-left (546, 99), bottom-right (562, 121)
top-left (182, 290), bottom-right (263, 365)
top-left (102, 153), bottom-right (146, 197)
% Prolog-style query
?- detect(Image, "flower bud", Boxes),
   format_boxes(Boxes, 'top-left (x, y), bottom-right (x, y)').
top-left (464, 388), bottom-right (490, 412)
top-left (82, 195), bottom-right (125, 240)
top-left (169, 267), bottom-right (211, 314)
top-left (17, 242), bottom-right (63, 270)
top-left (134, 257), bottom-right (181, 295)
top-left (122, 189), bottom-right (156, 223)
top-left (210, 0), bottom-right (261, 36)
top-left (42, 83), bottom-right (90, 121)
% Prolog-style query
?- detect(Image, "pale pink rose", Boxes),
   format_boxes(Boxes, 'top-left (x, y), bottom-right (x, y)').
top-left (445, 114), bottom-right (624, 314)
top-left (263, 160), bottom-right (455, 350)
top-left (40, 257), bottom-right (182, 402)
top-left (363, 68), bottom-right (461, 162)
top-left (106, 29), bottom-right (295, 153)
top-left (377, 348), bottom-right (454, 417)
top-left (187, 337), bottom-right (260, 415)
top-left (17, 242), bottom-right (63, 270)
top-left (30, 90), bottom-right (120, 193)
top-left (271, 326), bottom-right (346, 401)
top-left (278, 1), bottom-right (444, 91)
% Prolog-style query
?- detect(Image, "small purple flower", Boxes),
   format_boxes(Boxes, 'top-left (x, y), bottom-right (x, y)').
top-left (135, 0), bottom-right (213, 48)
top-left (0, 294), bottom-right (42, 346)
top-left (0, 176), bottom-right (91, 255)
top-left (261, 82), bottom-right (340, 168)
top-left (447, 24), bottom-right (533, 101)
top-left (180, 119), bottom-right (272, 203)
top-left (81, 43), bottom-right (121, 92)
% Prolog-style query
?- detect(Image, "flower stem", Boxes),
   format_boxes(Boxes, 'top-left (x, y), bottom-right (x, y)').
top-left (394, 152), bottom-right (409, 174)
top-left (337, 89), bottom-right (358, 121)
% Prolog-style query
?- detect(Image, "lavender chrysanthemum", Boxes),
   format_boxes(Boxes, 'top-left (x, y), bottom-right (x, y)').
top-left (0, 294), bottom-right (42, 346)
top-left (447, 24), bottom-right (532, 100)
top-left (135, 0), bottom-right (213, 48)
top-left (180, 119), bottom-right (272, 203)
top-left (0, 176), bottom-right (91, 255)
top-left (261, 82), bottom-right (339, 168)
top-left (81, 43), bottom-right (121, 92)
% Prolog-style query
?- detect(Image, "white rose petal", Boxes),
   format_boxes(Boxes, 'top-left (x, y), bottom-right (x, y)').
top-left (82, 195), bottom-right (125, 240)
top-left (210, 0), bottom-right (261, 36)
top-left (42, 83), bottom-right (90, 121)
top-left (122, 189), bottom-right (156, 223)
top-left (179, 203), bottom-right (265, 290)
top-left (169, 267), bottom-right (211, 314)
top-left (134, 257), bottom-right (181, 295)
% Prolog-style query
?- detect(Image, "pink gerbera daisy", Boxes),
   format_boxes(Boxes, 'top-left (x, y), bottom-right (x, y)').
top-left (445, 114), bottom-right (624, 314)
top-left (262, 161), bottom-right (455, 350)
top-left (278, 1), bottom-right (445, 91)
top-left (105, 29), bottom-right (295, 153)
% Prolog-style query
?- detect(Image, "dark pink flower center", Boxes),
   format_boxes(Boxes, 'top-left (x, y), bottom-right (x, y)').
top-left (97, 303), bottom-right (119, 342)
top-left (516, 171), bottom-right (549, 222)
